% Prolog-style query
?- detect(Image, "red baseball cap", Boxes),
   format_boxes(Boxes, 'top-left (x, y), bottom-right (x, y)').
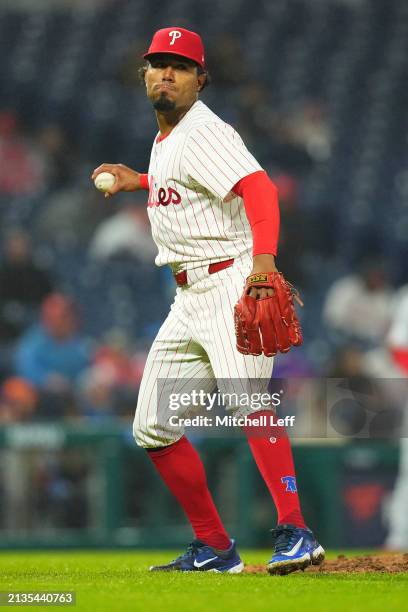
top-left (144, 27), bottom-right (205, 70)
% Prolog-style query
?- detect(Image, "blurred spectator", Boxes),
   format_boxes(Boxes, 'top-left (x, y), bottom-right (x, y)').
top-left (0, 377), bottom-right (38, 423)
top-left (0, 110), bottom-right (45, 196)
top-left (15, 293), bottom-right (91, 390)
top-left (78, 367), bottom-right (117, 422)
top-left (363, 345), bottom-right (403, 379)
top-left (89, 200), bottom-right (156, 262)
top-left (323, 259), bottom-right (394, 344)
top-left (35, 187), bottom-right (111, 247)
top-left (93, 329), bottom-right (143, 388)
top-left (289, 100), bottom-right (332, 163)
top-left (36, 124), bottom-right (77, 190)
top-left (266, 118), bottom-right (315, 176)
top-left (0, 229), bottom-right (54, 342)
top-left (255, 100), bottom-right (330, 176)
top-left (325, 344), bottom-right (368, 378)
top-left (78, 330), bottom-right (144, 421)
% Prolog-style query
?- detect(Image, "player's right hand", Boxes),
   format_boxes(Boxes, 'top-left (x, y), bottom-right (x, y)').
top-left (91, 163), bottom-right (143, 198)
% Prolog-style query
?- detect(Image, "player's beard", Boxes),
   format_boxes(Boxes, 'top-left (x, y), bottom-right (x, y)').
top-left (153, 93), bottom-right (176, 112)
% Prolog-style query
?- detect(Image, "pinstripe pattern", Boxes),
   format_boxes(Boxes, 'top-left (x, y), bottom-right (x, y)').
top-left (147, 101), bottom-right (262, 267)
top-left (133, 254), bottom-right (274, 448)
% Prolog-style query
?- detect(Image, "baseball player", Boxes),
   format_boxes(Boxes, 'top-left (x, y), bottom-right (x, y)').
top-left (92, 27), bottom-right (324, 575)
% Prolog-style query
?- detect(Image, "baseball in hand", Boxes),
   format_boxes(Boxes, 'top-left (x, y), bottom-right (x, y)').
top-left (94, 172), bottom-right (116, 192)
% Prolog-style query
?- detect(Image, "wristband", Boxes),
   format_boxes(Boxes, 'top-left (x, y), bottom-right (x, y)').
top-left (139, 174), bottom-right (149, 190)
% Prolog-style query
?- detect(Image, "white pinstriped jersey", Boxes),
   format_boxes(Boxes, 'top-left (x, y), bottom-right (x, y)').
top-left (146, 100), bottom-right (262, 268)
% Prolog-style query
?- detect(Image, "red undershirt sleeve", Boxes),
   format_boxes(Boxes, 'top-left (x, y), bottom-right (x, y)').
top-left (232, 170), bottom-right (280, 257)
top-left (139, 173), bottom-right (149, 190)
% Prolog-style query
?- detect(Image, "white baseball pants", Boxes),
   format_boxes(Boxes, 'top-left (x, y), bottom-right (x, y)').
top-left (133, 254), bottom-right (274, 448)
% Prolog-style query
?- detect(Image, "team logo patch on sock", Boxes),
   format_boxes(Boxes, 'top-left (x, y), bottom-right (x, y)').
top-left (281, 476), bottom-right (297, 493)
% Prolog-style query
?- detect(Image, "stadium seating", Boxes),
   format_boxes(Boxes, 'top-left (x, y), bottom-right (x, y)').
top-left (0, 0), bottom-right (406, 361)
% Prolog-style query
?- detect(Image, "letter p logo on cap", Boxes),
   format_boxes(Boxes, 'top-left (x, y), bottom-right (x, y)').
top-left (169, 30), bottom-right (182, 45)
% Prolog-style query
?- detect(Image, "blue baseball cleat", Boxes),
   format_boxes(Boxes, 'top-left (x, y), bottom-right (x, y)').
top-left (267, 524), bottom-right (325, 575)
top-left (149, 539), bottom-right (244, 573)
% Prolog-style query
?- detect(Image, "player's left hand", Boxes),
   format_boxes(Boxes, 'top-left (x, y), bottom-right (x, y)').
top-left (234, 271), bottom-right (304, 357)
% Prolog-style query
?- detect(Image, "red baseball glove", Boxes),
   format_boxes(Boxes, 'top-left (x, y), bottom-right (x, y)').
top-left (234, 271), bottom-right (303, 357)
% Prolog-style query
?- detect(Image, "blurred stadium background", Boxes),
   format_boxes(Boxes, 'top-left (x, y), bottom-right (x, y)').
top-left (0, 0), bottom-right (407, 551)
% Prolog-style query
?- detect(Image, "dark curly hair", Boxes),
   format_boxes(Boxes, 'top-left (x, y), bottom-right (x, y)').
top-left (138, 60), bottom-right (211, 91)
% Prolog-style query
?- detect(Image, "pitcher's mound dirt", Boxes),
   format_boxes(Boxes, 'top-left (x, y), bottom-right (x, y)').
top-left (245, 553), bottom-right (408, 574)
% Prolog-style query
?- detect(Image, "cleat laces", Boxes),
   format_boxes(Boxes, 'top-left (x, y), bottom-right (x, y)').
top-left (173, 540), bottom-right (204, 564)
top-left (271, 526), bottom-right (298, 554)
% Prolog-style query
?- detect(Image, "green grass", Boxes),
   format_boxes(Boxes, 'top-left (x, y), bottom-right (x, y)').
top-left (0, 551), bottom-right (407, 611)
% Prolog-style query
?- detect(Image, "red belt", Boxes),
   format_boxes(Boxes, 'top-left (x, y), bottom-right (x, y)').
top-left (174, 259), bottom-right (234, 286)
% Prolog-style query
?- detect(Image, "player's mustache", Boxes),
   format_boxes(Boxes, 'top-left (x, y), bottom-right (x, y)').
top-left (154, 82), bottom-right (177, 91)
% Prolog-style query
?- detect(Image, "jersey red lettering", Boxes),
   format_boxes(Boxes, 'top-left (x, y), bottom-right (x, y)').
top-left (148, 175), bottom-right (182, 208)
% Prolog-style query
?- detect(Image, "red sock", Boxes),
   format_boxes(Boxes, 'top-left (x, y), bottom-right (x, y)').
top-left (244, 411), bottom-right (306, 528)
top-left (147, 436), bottom-right (231, 550)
